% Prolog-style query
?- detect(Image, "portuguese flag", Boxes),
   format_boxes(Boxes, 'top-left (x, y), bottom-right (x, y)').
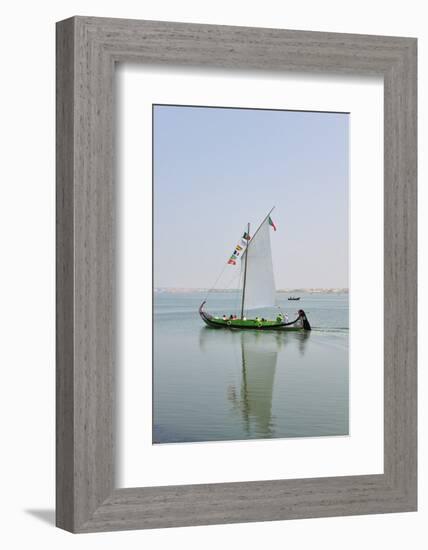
top-left (268, 216), bottom-right (277, 231)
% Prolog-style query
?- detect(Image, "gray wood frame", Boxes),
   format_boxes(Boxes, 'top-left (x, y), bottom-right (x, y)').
top-left (56, 16), bottom-right (417, 533)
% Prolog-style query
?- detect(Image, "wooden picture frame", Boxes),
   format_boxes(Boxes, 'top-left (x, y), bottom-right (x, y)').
top-left (56, 16), bottom-right (417, 533)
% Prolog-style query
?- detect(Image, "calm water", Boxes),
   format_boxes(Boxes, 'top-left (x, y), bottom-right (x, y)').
top-left (153, 292), bottom-right (349, 444)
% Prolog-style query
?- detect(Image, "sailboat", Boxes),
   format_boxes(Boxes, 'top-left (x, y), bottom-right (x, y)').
top-left (199, 208), bottom-right (311, 331)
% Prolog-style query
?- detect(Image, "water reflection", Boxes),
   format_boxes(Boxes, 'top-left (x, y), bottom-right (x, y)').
top-left (154, 293), bottom-right (348, 444)
top-left (198, 328), bottom-right (310, 439)
top-left (233, 332), bottom-right (277, 437)
top-left (296, 330), bottom-right (311, 356)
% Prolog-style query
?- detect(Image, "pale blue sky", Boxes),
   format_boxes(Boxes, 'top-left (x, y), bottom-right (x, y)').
top-left (153, 105), bottom-right (349, 289)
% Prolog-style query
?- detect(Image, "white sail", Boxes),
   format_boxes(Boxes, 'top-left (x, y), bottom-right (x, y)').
top-left (241, 216), bottom-right (276, 310)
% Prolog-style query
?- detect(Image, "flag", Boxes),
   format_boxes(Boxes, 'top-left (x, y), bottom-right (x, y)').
top-left (233, 249), bottom-right (240, 256)
top-left (236, 244), bottom-right (243, 251)
top-left (242, 232), bottom-right (251, 240)
top-left (241, 239), bottom-right (247, 247)
top-left (228, 259), bottom-right (236, 265)
top-left (268, 216), bottom-right (277, 231)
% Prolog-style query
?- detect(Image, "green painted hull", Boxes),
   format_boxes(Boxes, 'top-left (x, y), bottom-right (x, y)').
top-left (206, 317), bottom-right (302, 330)
top-left (198, 301), bottom-right (311, 331)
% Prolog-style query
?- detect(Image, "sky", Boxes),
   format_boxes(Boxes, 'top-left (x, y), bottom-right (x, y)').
top-left (153, 105), bottom-right (349, 289)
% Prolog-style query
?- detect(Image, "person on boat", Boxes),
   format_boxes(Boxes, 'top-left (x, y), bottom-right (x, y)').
top-left (222, 314), bottom-right (227, 321)
top-left (285, 313), bottom-right (289, 323)
top-left (276, 313), bottom-right (284, 322)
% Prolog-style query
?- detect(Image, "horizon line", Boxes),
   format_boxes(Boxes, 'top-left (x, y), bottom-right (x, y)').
top-left (154, 287), bottom-right (349, 291)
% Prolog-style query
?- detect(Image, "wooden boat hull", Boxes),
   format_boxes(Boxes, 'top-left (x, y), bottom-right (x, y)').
top-left (199, 302), bottom-right (311, 331)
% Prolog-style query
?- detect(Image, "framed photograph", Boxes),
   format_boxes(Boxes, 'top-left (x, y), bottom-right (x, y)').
top-left (56, 16), bottom-right (417, 532)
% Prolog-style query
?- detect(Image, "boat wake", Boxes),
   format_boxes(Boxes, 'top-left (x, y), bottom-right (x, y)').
top-left (310, 327), bottom-right (349, 333)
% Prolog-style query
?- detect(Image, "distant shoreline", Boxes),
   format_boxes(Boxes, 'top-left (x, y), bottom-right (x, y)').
top-left (154, 288), bottom-right (349, 294)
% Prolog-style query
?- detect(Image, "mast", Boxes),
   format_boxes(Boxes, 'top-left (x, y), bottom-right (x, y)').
top-left (240, 222), bottom-right (250, 319)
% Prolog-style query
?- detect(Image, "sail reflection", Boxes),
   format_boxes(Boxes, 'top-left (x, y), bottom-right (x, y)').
top-left (235, 332), bottom-right (278, 437)
top-left (199, 328), bottom-right (310, 439)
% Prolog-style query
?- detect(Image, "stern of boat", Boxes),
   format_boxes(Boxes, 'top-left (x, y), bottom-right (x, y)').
top-left (298, 309), bottom-right (311, 330)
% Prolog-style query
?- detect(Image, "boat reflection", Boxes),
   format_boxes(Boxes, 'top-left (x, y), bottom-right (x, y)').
top-left (198, 328), bottom-right (310, 439)
top-left (295, 330), bottom-right (311, 356)
top-left (234, 332), bottom-right (277, 437)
